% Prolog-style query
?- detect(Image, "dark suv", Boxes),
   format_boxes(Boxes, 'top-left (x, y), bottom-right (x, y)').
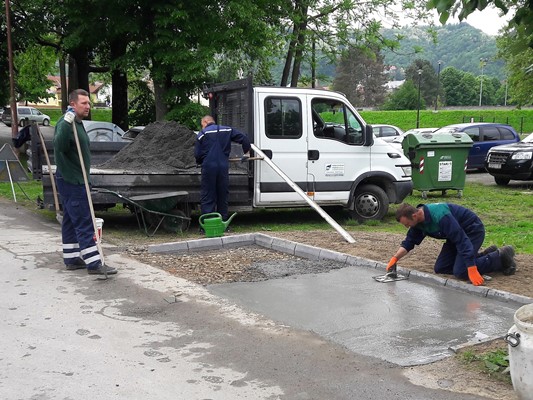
top-left (433, 123), bottom-right (520, 169)
top-left (485, 133), bottom-right (533, 185)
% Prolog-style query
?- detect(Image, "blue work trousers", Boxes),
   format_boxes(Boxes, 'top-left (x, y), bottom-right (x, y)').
top-left (56, 173), bottom-right (101, 268)
top-left (433, 227), bottom-right (501, 279)
top-left (200, 164), bottom-right (229, 220)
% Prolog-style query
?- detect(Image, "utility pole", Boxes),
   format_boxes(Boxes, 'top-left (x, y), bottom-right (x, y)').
top-left (434, 60), bottom-right (442, 111)
top-left (5, 0), bottom-right (19, 137)
top-left (479, 58), bottom-right (487, 107)
top-left (416, 69), bottom-right (422, 128)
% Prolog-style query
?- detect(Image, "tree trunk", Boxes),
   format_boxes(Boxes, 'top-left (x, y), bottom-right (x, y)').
top-left (59, 57), bottom-right (68, 111)
top-left (281, 38), bottom-right (296, 87)
top-left (154, 80), bottom-right (169, 121)
top-left (110, 40), bottom-right (128, 130)
top-left (289, 4), bottom-right (308, 87)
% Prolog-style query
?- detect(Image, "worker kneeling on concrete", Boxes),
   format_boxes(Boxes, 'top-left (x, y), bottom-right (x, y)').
top-left (388, 203), bottom-right (516, 286)
top-left (194, 115), bottom-right (251, 222)
top-left (54, 89), bottom-right (117, 276)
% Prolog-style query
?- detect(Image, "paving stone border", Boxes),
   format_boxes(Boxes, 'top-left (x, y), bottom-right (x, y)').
top-left (147, 233), bottom-right (532, 306)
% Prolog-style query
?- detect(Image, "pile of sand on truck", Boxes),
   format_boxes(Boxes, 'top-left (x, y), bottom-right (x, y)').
top-left (99, 121), bottom-right (198, 173)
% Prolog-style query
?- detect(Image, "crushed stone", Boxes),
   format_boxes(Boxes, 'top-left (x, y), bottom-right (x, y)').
top-left (99, 121), bottom-right (198, 172)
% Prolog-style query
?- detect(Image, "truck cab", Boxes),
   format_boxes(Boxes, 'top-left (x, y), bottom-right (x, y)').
top-left (204, 77), bottom-right (413, 221)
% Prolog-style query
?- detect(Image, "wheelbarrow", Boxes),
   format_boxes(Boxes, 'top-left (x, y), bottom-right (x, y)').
top-left (93, 188), bottom-right (191, 236)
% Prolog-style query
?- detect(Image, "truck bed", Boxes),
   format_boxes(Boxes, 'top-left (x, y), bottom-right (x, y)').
top-left (41, 167), bottom-right (252, 212)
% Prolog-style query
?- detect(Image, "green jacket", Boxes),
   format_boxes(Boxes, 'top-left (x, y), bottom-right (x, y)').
top-left (53, 116), bottom-right (91, 185)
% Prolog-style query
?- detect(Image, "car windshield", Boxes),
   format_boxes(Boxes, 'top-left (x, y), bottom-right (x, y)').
top-left (522, 133), bottom-right (533, 143)
top-left (433, 127), bottom-right (461, 134)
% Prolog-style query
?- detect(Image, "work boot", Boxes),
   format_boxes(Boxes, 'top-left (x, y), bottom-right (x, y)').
top-left (480, 245), bottom-right (498, 256)
top-left (499, 245), bottom-right (516, 276)
top-left (65, 258), bottom-right (86, 270)
top-left (87, 264), bottom-right (118, 276)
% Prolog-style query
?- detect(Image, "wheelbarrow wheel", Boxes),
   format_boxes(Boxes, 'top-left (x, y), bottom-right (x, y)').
top-left (163, 209), bottom-right (190, 233)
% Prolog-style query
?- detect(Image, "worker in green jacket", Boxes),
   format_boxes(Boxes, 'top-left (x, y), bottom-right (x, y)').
top-left (388, 203), bottom-right (516, 286)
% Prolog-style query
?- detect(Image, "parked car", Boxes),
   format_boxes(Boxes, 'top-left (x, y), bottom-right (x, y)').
top-left (432, 123), bottom-right (520, 169)
top-left (372, 124), bottom-right (404, 142)
top-left (390, 127), bottom-right (439, 150)
top-left (485, 132), bottom-right (533, 185)
top-left (1, 106), bottom-right (51, 127)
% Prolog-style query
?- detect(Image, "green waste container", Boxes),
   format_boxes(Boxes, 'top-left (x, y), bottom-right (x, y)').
top-left (402, 132), bottom-right (473, 199)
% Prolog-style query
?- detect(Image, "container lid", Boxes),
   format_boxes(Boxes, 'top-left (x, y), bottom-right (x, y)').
top-left (403, 132), bottom-right (473, 148)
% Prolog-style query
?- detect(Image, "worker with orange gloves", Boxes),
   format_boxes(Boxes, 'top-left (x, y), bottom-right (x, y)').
top-left (388, 203), bottom-right (516, 286)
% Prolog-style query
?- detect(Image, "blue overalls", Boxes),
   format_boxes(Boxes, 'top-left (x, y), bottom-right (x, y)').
top-left (194, 123), bottom-right (251, 220)
top-left (401, 203), bottom-right (502, 279)
top-left (54, 116), bottom-right (102, 269)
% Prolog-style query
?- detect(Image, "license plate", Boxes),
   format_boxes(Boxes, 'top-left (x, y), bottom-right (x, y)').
top-left (488, 163), bottom-right (501, 169)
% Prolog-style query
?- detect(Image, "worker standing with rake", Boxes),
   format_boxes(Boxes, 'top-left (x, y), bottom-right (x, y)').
top-left (54, 89), bottom-right (116, 276)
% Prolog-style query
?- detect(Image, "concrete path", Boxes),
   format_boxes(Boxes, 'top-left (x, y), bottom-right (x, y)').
top-left (0, 197), bottom-right (516, 399)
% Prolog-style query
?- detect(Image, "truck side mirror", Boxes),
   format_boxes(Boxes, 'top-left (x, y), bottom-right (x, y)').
top-left (364, 125), bottom-right (374, 146)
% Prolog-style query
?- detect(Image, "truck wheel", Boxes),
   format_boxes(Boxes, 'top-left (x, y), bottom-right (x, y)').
top-left (349, 184), bottom-right (389, 222)
top-left (495, 177), bottom-right (510, 186)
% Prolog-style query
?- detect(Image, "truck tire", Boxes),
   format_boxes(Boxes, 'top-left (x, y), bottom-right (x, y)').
top-left (494, 177), bottom-right (510, 186)
top-left (349, 184), bottom-right (389, 222)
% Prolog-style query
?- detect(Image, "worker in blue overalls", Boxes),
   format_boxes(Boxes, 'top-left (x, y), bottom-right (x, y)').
top-left (54, 89), bottom-right (117, 276)
top-left (387, 203), bottom-right (516, 286)
top-left (194, 115), bottom-right (251, 223)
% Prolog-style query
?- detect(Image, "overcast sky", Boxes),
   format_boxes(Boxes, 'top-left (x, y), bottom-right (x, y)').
top-left (434, 6), bottom-right (512, 36)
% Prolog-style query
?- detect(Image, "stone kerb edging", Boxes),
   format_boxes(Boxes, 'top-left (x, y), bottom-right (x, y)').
top-left (147, 233), bottom-right (532, 305)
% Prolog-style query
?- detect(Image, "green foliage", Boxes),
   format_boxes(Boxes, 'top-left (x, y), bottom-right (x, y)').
top-left (128, 80), bottom-right (156, 127)
top-left (381, 80), bottom-right (426, 110)
top-left (497, 27), bottom-right (533, 107)
top-left (14, 45), bottom-right (57, 104)
top-left (382, 23), bottom-right (505, 80)
top-left (332, 46), bottom-right (388, 107)
top-left (459, 347), bottom-right (511, 383)
top-left (165, 101), bottom-right (209, 131)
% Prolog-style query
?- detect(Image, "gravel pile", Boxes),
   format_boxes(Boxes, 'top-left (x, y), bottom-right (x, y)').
top-left (99, 121), bottom-right (197, 172)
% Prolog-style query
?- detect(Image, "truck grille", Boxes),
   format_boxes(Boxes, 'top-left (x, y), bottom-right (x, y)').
top-left (487, 152), bottom-right (510, 164)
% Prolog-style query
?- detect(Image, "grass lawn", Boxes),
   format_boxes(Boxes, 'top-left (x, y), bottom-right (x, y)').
top-left (2, 175), bottom-right (531, 254)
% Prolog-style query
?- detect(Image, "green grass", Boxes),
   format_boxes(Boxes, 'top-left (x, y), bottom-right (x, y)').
top-left (6, 177), bottom-right (530, 253)
top-left (361, 109), bottom-right (533, 136)
top-left (460, 347), bottom-right (511, 384)
top-left (38, 108), bottom-right (112, 126)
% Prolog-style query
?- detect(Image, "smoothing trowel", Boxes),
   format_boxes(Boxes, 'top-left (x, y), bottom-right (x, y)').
top-left (372, 263), bottom-right (408, 283)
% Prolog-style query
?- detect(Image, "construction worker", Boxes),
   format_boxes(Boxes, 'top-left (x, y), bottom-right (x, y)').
top-left (54, 89), bottom-right (117, 276)
top-left (194, 115), bottom-right (251, 222)
top-left (388, 203), bottom-right (516, 286)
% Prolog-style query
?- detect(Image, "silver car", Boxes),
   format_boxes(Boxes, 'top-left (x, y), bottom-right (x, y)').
top-left (1, 106), bottom-right (51, 127)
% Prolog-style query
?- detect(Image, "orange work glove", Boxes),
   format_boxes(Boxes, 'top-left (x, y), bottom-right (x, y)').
top-left (467, 266), bottom-right (484, 286)
top-left (387, 257), bottom-right (398, 272)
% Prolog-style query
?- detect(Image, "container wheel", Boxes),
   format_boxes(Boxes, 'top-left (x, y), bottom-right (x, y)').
top-left (349, 184), bottom-right (389, 222)
top-left (163, 209), bottom-right (191, 233)
top-left (421, 191), bottom-right (428, 199)
top-left (457, 190), bottom-right (463, 198)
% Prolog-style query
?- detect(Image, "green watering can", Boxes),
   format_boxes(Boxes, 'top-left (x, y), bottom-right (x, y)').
top-left (199, 212), bottom-right (237, 238)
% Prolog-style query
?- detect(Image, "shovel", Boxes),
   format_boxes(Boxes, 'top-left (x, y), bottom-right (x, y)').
top-left (36, 126), bottom-right (62, 224)
top-left (372, 263), bottom-right (408, 283)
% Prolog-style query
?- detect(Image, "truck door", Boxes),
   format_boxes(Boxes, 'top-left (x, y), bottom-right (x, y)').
top-left (306, 97), bottom-right (370, 204)
top-left (254, 93), bottom-right (309, 206)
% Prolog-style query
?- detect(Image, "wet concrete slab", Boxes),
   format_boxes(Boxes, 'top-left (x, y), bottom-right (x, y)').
top-left (208, 265), bottom-right (519, 367)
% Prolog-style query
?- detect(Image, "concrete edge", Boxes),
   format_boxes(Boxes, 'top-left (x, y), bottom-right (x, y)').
top-left (448, 335), bottom-right (505, 354)
top-left (146, 232), bottom-right (533, 305)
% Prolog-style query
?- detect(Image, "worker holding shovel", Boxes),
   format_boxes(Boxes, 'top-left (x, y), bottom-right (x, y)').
top-left (53, 89), bottom-right (116, 276)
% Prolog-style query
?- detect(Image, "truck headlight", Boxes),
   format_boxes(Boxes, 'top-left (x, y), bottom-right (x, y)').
top-left (511, 152), bottom-right (532, 160)
top-left (401, 166), bottom-right (412, 176)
